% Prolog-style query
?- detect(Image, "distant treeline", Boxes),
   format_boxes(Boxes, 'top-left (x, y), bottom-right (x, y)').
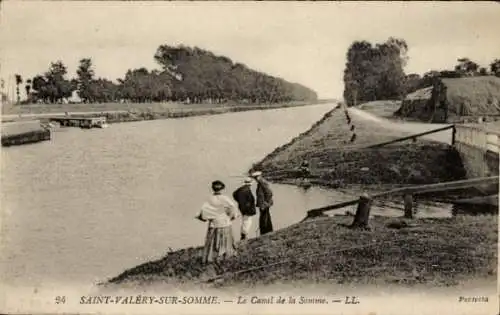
top-left (14, 45), bottom-right (318, 105)
top-left (343, 37), bottom-right (500, 106)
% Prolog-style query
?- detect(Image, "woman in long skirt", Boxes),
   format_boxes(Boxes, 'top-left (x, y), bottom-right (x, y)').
top-left (196, 180), bottom-right (239, 264)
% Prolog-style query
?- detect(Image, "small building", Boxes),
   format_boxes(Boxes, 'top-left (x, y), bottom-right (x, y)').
top-left (396, 76), bottom-right (500, 123)
top-left (67, 90), bottom-right (82, 104)
top-left (395, 86), bottom-right (433, 118)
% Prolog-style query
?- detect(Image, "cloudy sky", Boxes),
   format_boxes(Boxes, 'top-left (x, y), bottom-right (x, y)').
top-left (1, 1), bottom-right (499, 99)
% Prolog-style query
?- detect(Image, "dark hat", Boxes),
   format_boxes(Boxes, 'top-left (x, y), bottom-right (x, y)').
top-left (211, 180), bottom-right (225, 192)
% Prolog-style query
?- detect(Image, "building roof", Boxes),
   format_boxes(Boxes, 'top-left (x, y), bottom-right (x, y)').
top-left (404, 86), bottom-right (433, 101)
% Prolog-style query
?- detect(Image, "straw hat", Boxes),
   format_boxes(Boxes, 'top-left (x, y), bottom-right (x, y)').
top-left (251, 171), bottom-right (262, 178)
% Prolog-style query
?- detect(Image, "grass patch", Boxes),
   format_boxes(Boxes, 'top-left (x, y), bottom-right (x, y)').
top-left (356, 100), bottom-right (402, 119)
top-left (443, 76), bottom-right (500, 117)
top-left (104, 215), bottom-right (497, 288)
top-left (251, 106), bottom-right (469, 196)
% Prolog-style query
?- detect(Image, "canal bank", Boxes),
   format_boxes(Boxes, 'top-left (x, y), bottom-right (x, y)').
top-left (103, 213), bottom-right (497, 290)
top-left (1, 120), bottom-right (51, 147)
top-left (1, 100), bottom-right (330, 124)
top-left (250, 104), bottom-right (474, 200)
top-left (102, 103), bottom-right (497, 290)
top-left (1, 101), bottom-right (329, 149)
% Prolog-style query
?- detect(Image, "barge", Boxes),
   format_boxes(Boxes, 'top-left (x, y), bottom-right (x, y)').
top-left (48, 116), bottom-right (108, 129)
top-left (1, 120), bottom-right (51, 147)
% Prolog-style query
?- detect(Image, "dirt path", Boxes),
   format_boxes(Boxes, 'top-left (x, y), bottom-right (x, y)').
top-left (348, 107), bottom-right (453, 144)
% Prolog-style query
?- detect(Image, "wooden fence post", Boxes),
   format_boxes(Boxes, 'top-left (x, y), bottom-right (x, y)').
top-left (350, 194), bottom-right (372, 229)
top-left (403, 194), bottom-right (414, 219)
top-left (451, 125), bottom-right (456, 145)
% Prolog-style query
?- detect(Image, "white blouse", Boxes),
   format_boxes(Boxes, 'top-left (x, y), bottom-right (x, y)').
top-left (197, 194), bottom-right (239, 228)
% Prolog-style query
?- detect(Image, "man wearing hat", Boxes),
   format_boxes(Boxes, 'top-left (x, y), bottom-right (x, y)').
top-left (251, 171), bottom-right (274, 235)
top-left (232, 177), bottom-right (256, 241)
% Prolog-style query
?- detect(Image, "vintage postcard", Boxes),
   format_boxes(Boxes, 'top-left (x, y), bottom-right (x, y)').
top-left (0, 1), bottom-right (499, 314)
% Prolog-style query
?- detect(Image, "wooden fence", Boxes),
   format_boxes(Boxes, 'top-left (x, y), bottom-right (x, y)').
top-left (264, 125), bottom-right (457, 178)
top-left (455, 124), bottom-right (500, 153)
top-left (366, 125), bottom-right (455, 148)
top-left (306, 176), bottom-right (499, 219)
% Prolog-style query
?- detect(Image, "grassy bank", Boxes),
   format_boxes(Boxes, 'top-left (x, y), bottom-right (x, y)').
top-left (1, 100), bottom-right (332, 123)
top-left (355, 100), bottom-right (402, 119)
top-left (105, 214), bottom-right (497, 289)
top-left (103, 102), bottom-right (496, 289)
top-left (250, 104), bottom-right (472, 198)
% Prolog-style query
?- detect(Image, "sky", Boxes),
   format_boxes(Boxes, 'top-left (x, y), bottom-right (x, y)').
top-left (1, 1), bottom-right (499, 99)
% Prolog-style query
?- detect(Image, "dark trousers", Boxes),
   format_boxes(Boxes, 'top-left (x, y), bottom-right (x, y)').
top-left (259, 207), bottom-right (273, 235)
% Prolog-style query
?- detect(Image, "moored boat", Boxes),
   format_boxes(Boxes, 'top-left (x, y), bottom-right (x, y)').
top-left (1, 120), bottom-right (51, 147)
top-left (48, 116), bottom-right (109, 129)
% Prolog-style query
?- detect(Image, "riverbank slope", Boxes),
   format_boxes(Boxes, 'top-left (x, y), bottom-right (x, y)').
top-left (104, 214), bottom-right (497, 289)
top-left (250, 104), bottom-right (469, 198)
top-left (104, 103), bottom-right (496, 290)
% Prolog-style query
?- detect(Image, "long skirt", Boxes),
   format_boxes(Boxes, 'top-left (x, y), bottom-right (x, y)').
top-left (259, 208), bottom-right (274, 235)
top-left (202, 226), bottom-right (236, 264)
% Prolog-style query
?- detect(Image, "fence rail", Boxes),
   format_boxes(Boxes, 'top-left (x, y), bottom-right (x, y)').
top-left (306, 176), bottom-right (499, 218)
top-left (366, 125), bottom-right (455, 148)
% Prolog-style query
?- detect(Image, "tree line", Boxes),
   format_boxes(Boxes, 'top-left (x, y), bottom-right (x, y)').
top-left (343, 37), bottom-right (500, 106)
top-left (14, 45), bottom-right (318, 105)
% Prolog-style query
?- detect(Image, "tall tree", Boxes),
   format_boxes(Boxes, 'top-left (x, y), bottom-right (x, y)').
top-left (376, 37), bottom-right (408, 99)
top-left (25, 79), bottom-right (32, 101)
top-left (15, 74), bottom-right (23, 104)
top-left (490, 59), bottom-right (500, 77)
top-left (404, 73), bottom-right (421, 94)
top-left (154, 44), bottom-right (317, 104)
top-left (26, 45), bottom-right (317, 104)
top-left (343, 37), bottom-right (408, 106)
top-left (454, 58), bottom-right (479, 76)
top-left (30, 61), bottom-right (74, 103)
top-left (45, 61), bottom-right (74, 102)
top-left (76, 58), bottom-right (95, 103)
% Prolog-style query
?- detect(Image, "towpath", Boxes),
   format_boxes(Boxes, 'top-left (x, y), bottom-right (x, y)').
top-left (348, 107), bottom-right (453, 144)
top-left (1, 111), bottom-right (129, 121)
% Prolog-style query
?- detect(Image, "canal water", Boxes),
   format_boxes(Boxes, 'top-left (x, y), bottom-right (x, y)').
top-left (0, 103), bottom-right (452, 292)
top-left (0, 103), bottom-right (337, 288)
